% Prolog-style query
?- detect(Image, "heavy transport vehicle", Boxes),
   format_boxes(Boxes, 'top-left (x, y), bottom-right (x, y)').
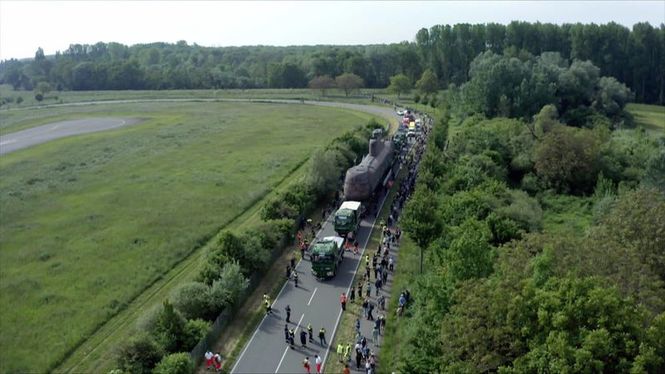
top-left (311, 236), bottom-right (346, 278)
top-left (334, 201), bottom-right (362, 236)
top-left (343, 128), bottom-right (395, 201)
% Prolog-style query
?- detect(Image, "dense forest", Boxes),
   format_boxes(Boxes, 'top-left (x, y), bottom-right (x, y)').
top-left (0, 21), bottom-right (663, 104)
top-left (389, 40), bottom-right (665, 372)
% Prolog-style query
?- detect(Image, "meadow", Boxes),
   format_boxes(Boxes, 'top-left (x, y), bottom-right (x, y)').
top-left (628, 102), bottom-right (665, 134)
top-left (0, 101), bottom-right (377, 372)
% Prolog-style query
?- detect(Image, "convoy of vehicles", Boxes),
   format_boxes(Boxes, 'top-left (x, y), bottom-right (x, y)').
top-left (313, 111), bottom-right (422, 280)
top-left (310, 236), bottom-right (346, 278)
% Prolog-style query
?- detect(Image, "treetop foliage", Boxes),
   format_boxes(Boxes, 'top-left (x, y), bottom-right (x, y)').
top-left (1, 22), bottom-right (662, 105)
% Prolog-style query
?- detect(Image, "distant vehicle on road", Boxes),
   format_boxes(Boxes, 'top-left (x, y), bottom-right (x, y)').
top-left (311, 236), bottom-right (346, 278)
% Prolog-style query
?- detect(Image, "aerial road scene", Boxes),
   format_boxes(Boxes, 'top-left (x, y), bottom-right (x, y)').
top-left (0, 1), bottom-right (664, 373)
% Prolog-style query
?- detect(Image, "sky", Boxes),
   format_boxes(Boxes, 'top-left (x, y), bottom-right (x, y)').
top-left (1, 1), bottom-right (664, 60)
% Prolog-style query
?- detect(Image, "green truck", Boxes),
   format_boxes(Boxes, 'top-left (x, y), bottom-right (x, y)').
top-left (334, 201), bottom-right (362, 237)
top-left (311, 236), bottom-right (346, 278)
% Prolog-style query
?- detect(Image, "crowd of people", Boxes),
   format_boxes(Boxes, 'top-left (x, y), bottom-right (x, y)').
top-left (247, 110), bottom-right (431, 374)
top-left (336, 111), bottom-right (430, 373)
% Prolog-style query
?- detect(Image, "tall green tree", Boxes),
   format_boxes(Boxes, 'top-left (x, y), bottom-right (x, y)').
top-left (387, 73), bottom-right (412, 98)
top-left (415, 68), bottom-right (438, 96)
top-left (308, 75), bottom-right (336, 96)
top-left (335, 73), bottom-right (364, 96)
top-left (402, 188), bottom-right (442, 272)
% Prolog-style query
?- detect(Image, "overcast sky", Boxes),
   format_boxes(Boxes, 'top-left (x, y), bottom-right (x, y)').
top-left (1, 1), bottom-right (663, 60)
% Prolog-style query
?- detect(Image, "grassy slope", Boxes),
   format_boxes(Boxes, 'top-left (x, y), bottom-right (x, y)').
top-left (0, 101), bottom-right (376, 373)
top-left (628, 103), bottom-right (665, 134)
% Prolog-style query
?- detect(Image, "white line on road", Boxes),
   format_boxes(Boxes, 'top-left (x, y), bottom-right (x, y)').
top-left (275, 313), bottom-right (305, 373)
top-left (231, 255), bottom-right (304, 374)
top-left (307, 288), bottom-right (318, 306)
top-left (0, 139), bottom-right (17, 146)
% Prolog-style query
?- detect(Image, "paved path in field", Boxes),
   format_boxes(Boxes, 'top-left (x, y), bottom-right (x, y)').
top-left (0, 117), bottom-right (141, 155)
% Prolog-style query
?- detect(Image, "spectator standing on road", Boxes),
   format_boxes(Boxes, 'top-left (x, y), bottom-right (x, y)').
top-left (204, 351), bottom-right (214, 370)
top-left (358, 282), bottom-right (363, 297)
top-left (337, 343), bottom-right (345, 362)
top-left (213, 353), bottom-right (222, 371)
top-left (289, 329), bottom-right (295, 349)
top-left (303, 357), bottom-right (311, 373)
top-left (286, 264), bottom-right (292, 279)
top-left (362, 298), bottom-right (369, 318)
top-left (368, 302), bottom-right (375, 321)
top-left (343, 364), bottom-right (351, 374)
top-left (355, 348), bottom-right (362, 369)
top-left (319, 327), bottom-right (327, 346)
top-left (284, 324), bottom-right (290, 343)
top-left (344, 343), bottom-right (352, 363)
top-left (355, 318), bottom-right (361, 335)
top-left (285, 305), bottom-right (291, 323)
top-left (350, 286), bottom-right (356, 303)
top-left (389, 256), bottom-right (394, 271)
top-left (372, 325), bottom-right (380, 346)
top-left (293, 271), bottom-right (299, 288)
top-left (300, 330), bottom-right (308, 348)
top-left (340, 292), bottom-right (347, 311)
top-left (315, 354), bottom-right (322, 373)
top-left (307, 323), bottom-right (314, 342)
top-left (291, 254), bottom-right (296, 269)
top-left (366, 281), bottom-right (371, 298)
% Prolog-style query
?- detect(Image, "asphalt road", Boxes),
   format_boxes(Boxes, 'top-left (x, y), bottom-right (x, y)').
top-left (0, 117), bottom-right (141, 155)
top-left (231, 189), bottom-right (391, 374)
top-left (231, 121), bottom-right (416, 374)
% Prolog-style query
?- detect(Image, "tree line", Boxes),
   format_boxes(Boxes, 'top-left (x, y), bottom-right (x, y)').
top-left (0, 21), bottom-right (663, 104)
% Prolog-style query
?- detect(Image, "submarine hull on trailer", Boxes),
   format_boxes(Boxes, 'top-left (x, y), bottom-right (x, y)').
top-left (343, 135), bottom-right (394, 201)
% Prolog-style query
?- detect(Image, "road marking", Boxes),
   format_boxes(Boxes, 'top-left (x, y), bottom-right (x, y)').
top-left (231, 255), bottom-right (304, 374)
top-left (320, 142), bottom-right (406, 373)
top-left (0, 139), bottom-right (17, 146)
top-left (307, 287), bottom-right (318, 306)
top-left (275, 313), bottom-right (305, 373)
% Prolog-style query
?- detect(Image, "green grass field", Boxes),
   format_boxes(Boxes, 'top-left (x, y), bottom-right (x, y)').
top-left (0, 101), bottom-right (377, 373)
top-left (627, 103), bottom-right (665, 134)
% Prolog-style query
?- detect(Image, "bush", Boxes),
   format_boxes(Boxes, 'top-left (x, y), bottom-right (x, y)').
top-left (209, 261), bottom-right (249, 312)
top-left (496, 189), bottom-right (543, 231)
top-left (16, 96), bottom-right (23, 104)
top-left (135, 303), bottom-right (163, 333)
top-left (34, 93), bottom-right (43, 102)
top-left (534, 125), bottom-right (601, 193)
top-left (115, 334), bottom-right (164, 374)
top-left (154, 300), bottom-right (189, 353)
top-left (153, 353), bottom-right (194, 374)
top-left (184, 319), bottom-right (210, 349)
top-left (170, 282), bottom-right (214, 320)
